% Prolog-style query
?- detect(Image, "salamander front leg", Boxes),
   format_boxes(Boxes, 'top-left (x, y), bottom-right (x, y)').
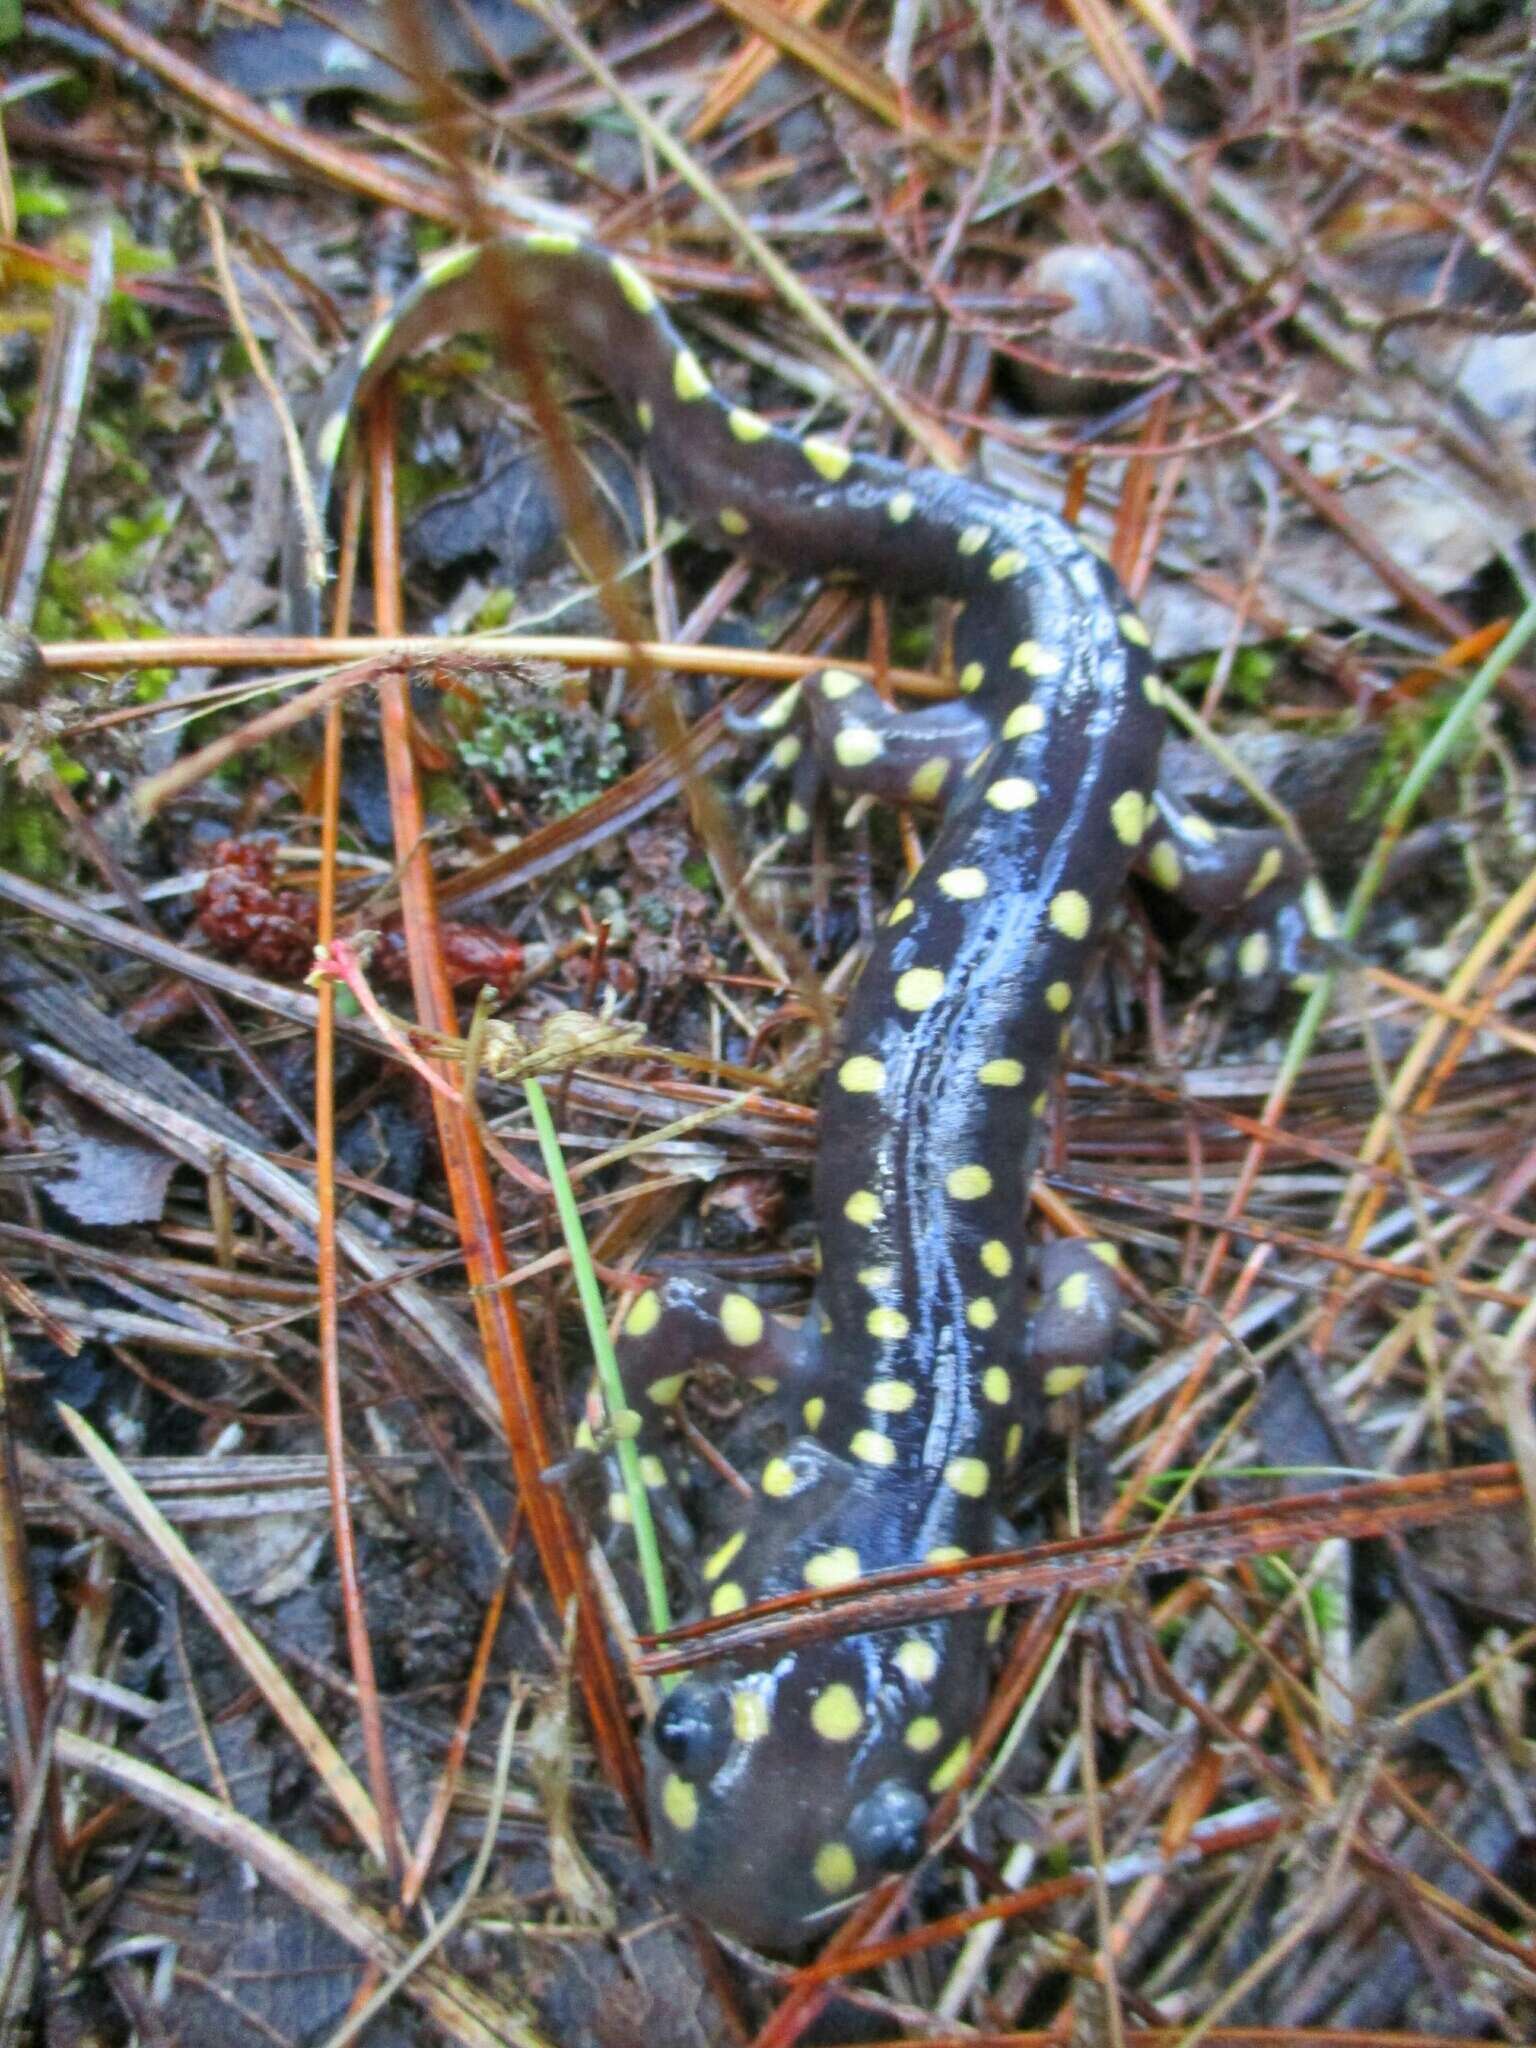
top-left (739, 669), bottom-right (992, 838)
top-left (588, 1274), bottom-right (809, 1553)
top-left (1022, 1240), bottom-right (1125, 1405)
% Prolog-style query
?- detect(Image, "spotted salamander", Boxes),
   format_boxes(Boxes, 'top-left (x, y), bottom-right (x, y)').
top-left (299, 232), bottom-right (1313, 1950)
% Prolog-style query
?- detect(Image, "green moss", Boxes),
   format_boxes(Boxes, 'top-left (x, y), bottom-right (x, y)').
top-left (36, 500), bottom-right (169, 642)
top-left (1166, 644), bottom-right (1278, 706)
top-left (471, 586), bottom-right (516, 632)
top-left (458, 695), bottom-right (627, 816)
top-left (11, 175), bottom-right (71, 220)
top-left (0, 794), bottom-right (69, 880)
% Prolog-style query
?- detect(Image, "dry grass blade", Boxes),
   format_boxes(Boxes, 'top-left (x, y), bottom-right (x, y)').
top-left (0, 219), bottom-right (111, 629)
top-left (54, 1403), bottom-right (387, 1866)
top-left (697, 0), bottom-right (975, 165)
top-left (55, 1730), bottom-right (548, 2048)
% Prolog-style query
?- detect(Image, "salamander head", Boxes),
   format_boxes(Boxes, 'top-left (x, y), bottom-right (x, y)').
top-left (647, 1626), bottom-right (982, 1950)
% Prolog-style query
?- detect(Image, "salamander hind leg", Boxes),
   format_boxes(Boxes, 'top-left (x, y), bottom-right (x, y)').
top-left (1139, 792), bottom-right (1325, 1006)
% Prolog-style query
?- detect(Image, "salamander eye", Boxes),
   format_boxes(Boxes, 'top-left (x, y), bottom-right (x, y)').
top-left (652, 1679), bottom-right (733, 1782)
top-left (847, 1779), bottom-right (928, 1874)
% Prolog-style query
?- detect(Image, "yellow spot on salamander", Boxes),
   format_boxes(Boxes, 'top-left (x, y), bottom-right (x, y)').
top-left (929, 1736), bottom-right (972, 1792)
top-left (980, 1241), bottom-right (1012, 1279)
top-left (888, 1630), bottom-right (937, 1679)
top-left (982, 1364), bottom-right (1011, 1403)
top-left (966, 1298), bottom-right (997, 1329)
top-left (865, 1307), bottom-right (911, 1342)
top-left (1044, 1364), bottom-right (1087, 1399)
top-left (607, 1490), bottom-right (632, 1524)
top-left (813, 1841), bottom-right (857, 1895)
top-left (639, 1454), bottom-right (667, 1488)
top-left (834, 726), bottom-right (884, 769)
top-left (1049, 889), bottom-right (1091, 940)
top-left (958, 660), bottom-right (986, 693)
top-left (524, 230), bottom-right (579, 257)
top-left (895, 967), bottom-right (945, 1012)
top-left (1010, 640), bottom-right (1063, 678)
top-left (844, 1189), bottom-right (882, 1227)
top-left (1046, 981), bottom-right (1072, 1012)
top-left (938, 866), bottom-right (987, 900)
top-left (888, 489), bottom-right (915, 523)
top-left (610, 255), bottom-right (657, 313)
top-left (958, 523), bottom-right (990, 555)
top-left (673, 348), bottom-right (710, 401)
top-left (945, 1164), bottom-right (992, 1200)
top-left (895, 1638), bottom-right (938, 1685)
top-left (904, 1715), bottom-right (942, 1753)
top-left (1089, 1240), bottom-right (1120, 1267)
top-left (864, 1380), bottom-right (916, 1413)
top-left (1058, 1270), bottom-right (1092, 1311)
top-left (838, 1054), bottom-right (885, 1094)
top-left (804, 1546), bottom-right (860, 1588)
top-left (758, 681), bottom-right (801, 729)
top-left (760, 1456), bottom-right (797, 1498)
top-left (1003, 701), bottom-right (1046, 739)
top-left (820, 668), bottom-right (862, 700)
top-left (1147, 840), bottom-right (1182, 891)
top-left (1111, 789), bottom-right (1148, 846)
top-left (944, 1456), bottom-right (990, 1498)
top-left (720, 1293), bottom-right (764, 1346)
top-left (662, 1774), bottom-right (698, 1831)
top-left (1120, 610), bottom-right (1152, 647)
top-left (1143, 673), bottom-right (1164, 706)
top-left (1245, 845), bottom-right (1285, 899)
top-left (636, 399), bottom-right (654, 433)
top-left (803, 435), bottom-right (851, 481)
top-left (926, 1544), bottom-right (967, 1564)
top-left (908, 756), bottom-right (950, 802)
top-left (985, 777), bottom-right (1038, 811)
top-left (1238, 930), bottom-right (1272, 978)
top-left (624, 1289), bottom-right (661, 1338)
top-left (649, 1372), bottom-right (685, 1406)
top-left (888, 897), bottom-right (915, 924)
top-left (979, 1057), bottom-right (1024, 1086)
top-left (785, 799), bottom-right (810, 835)
top-left (803, 1395), bottom-right (826, 1432)
top-left (729, 406), bottom-right (771, 442)
top-left (810, 1683), bottom-right (864, 1741)
top-left (711, 1580), bottom-right (748, 1615)
top-left (719, 507), bottom-right (749, 536)
top-left (771, 734), bottom-right (802, 770)
top-left (989, 549), bottom-right (1026, 580)
top-left (703, 1530), bottom-right (746, 1581)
